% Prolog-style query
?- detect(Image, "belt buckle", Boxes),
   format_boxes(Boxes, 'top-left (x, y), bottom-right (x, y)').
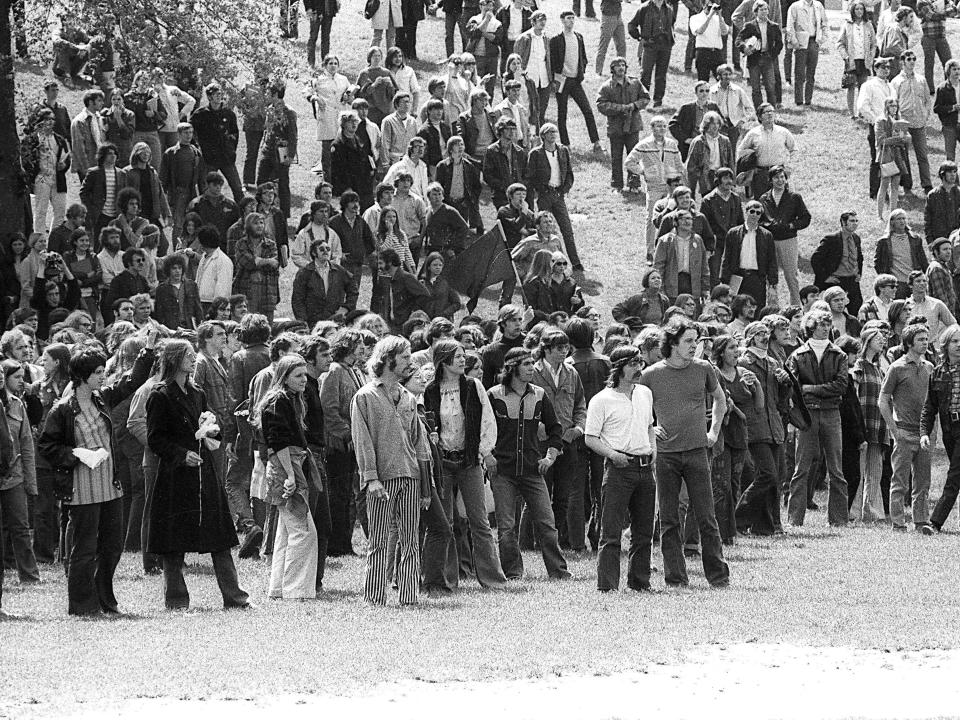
top-left (952, 411), bottom-right (960, 423)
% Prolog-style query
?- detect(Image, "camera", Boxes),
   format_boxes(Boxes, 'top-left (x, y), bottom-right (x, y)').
top-left (45, 251), bottom-right (63, 268)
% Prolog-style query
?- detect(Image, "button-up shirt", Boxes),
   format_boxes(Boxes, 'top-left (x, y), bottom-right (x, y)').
top-left (675, 233), bottom-right (691, 273)
top-left (528, 33), bottom-right (550, 88)
top-left (856, 77), bottom-right (891, 124)
top-left (738, 123), bottom-right (796, 168)
top-left (546, 147), bottom-right (561, 187)
top-left (711, 82), bottom-right (754, 128)
top-left (891, 70), bottom-right (931, 128)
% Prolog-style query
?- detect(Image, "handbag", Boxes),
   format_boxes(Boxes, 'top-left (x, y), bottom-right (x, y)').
top-left (364, 0), bottom-right (380, 19)
top-left (841, 69), bottom-right (857, 89)
top-left (880, 160), bottom-right (900, 177)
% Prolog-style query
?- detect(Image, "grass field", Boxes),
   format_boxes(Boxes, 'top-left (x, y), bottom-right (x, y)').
top-left (6, 2), bottom-right (960, 718)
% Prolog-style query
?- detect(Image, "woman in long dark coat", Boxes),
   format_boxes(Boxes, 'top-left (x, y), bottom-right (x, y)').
top-left (146, 338), bottom-right (250, 611)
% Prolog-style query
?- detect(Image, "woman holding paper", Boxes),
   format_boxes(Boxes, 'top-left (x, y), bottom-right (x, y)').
top-left (38, 336), bottom-right (155, 616)
top-left (258, 354), bottom-right (321, 600)
top-left (146, 339), bottom-right (249, 611)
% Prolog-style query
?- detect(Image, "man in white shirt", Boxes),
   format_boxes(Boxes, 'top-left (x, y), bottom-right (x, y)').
top-left (549, 11), bottom-right (604, 153)
top-left (384, 136), bottom-right (430, 199)
top-left (785, 0), bottom-right (827, 106)
top-left (891, 50), bottom-right (933, 192)
top-left (363, 182), bottom-right (394, 236)
top-left (690, 3), bottom-right (729, 82)
top-left (195, 226), bottom-right (234, 312)
top-left (515, 10), bottom-right (552, 126)
top-left (585, 345), bottom-right (656, 592)
top-left (389, 173), bottom-right (428, 260)
top-left (710, 63), bottom-right (754, 148)
top-left (905, 270), bottom-right (956, 346)
top-left (736, 103), bottom-right (796, 197)
top-left (156, 72), bottom-right (197, 150)
top-left (292, 200), bottom-right (343, 268)
top-left (856, 58), bottom-right (893, 200)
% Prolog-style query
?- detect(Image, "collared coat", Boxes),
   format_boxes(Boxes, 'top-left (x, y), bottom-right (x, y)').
top-left (654, 231), bottom-right (711, 299)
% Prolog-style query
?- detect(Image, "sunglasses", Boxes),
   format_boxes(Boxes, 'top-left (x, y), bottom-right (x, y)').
top-left (747, 208), bottom-right (763, 215)
top-left (134, 258), bottom-right (146, 264)
top-left (554, 260), bottom-right (569, 266)
top-left (903, 54), bottom-right (917, 60)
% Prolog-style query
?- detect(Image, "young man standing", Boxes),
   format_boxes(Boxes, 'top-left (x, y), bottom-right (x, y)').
top-left (810, 211), bottom-right (864, 316)
top-left (759, 165), bottom-right (811, 305)
top-left (585, 345), bottom-right (656, 592)
top-left (351, 336), bottom-right (433, 605)
top-left (525, 122), bottom-right (584, 274)
top-left (514, 10), bottom-right (553, 127)
top-left (596, 56), bottom-right (650, 193)
top-left (549, 11), bottom-right (604, 152)
top-left (487, 348), bottom-right (571, 580)
top-left (531, 329), bottom-right (587, 551)
top-left (160, 123), bottom-right (202, 243)
top-left (904, 270), bottom-right (956, 348)
top-left (628, 0), bottom-right (675, 108)
top-left (890, 51), bottom-right (933, 194)
top-left (190, 82), bottom-right (242, 201)
top-left (881, 324), bottom-right (934, 533)
top-left (786, 308), bottom-right (849, 527)
top-left (639, 317), bottom-right (729, 587)
top-left (195, 227), bottom-right (234, 314)
top-left (483, 118), bottom-right (527, 209)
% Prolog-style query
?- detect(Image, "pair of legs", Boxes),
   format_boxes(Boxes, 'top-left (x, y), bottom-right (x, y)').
top-left (269, 491), bottom-right (318, 600)
top-left (890, 430), bottom-right (931, 530)
top-left (364, 476), bottom-right (421, 605)
top-left (774, 237), bottom-right (800, 306)
top-left (64, 497), bottom-right (123, 615)
top-left (440, 462), bottom-right (506, 589)
top-left (788, 409), bottom-right (848, 526)
top-left (656, 449), bottom-right (730, 586)
top-left (596, 15), bottom-right (626, 75)
top-left (0, 484), bottom-right (40, 582)
top-left (162, 550), bottom-right (249, 609)
top-left (793, 39), bottom-right (819, 105)
top-left (556, 79), bottom-right (600, 146)
top-left (307, 13), bottom-right (334, 66)
top-left (609, 131), bottom-right (639, 190)
top-left (640, 43), bottom-right (671, 103)
top-left (31, 177), bottom-right (66, 234)
top-left (597, 459), bottom-right (655, 591)
top-left (491, 472), bottom-right (569, 579)
top-left (243, 128), bottom-right (264, 186)
top-left (749, 55), bottom-right (779, 108)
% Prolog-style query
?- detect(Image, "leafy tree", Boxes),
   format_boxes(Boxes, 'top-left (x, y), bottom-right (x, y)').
top-left (0, 0), bottom-right (298, 237)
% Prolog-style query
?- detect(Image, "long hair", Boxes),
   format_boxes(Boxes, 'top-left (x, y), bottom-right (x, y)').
top-left (157, 339), bottom-right (195, 384)
top-left (109, 335), bottom-right (145, 382)
top-left (41, 342), bottom-right (71, 387)
top-left (432, 339), bottom-right (462, 382)
top-left (105, 320), bottom-right (137, 355)
top-left (367, 335), bottom-right (411, 377)
top-left (376, 207), bottom-right (405, 243)
top-left (884, 208), bottom-right (909, 239)
top-left (606, 345), bottom-right (640, 388)
top-left (418, 251), bottom-right (445, 283)
top-left (525, 248), bottom-right (554, 283)
top-left (711, 334), bottom-right (737, 368)
top-left (256, 354), bottom-right (307, 432)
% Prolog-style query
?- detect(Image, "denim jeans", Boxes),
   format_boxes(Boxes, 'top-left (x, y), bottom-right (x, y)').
top-left (788, 408), bottom-right (847, 526)
top-left (65, 497), bottom-right (123, 615)
top-left (921, 35), bottom-right (952, 94)
top-left (441, 461), bottom-right (507, 589)
top-left (596, 14), bottom-right (627, 75)
top-left (890, 429), bottom-right (931, 528)
top-left (33, 468), bottom-right (59, 564)
top-left (491, 472), bottom-right (568, 579)
top-left (444, 10), bottom-right (464, 57)
top-left (597, 459), bottom-right (655, 591)
top-left (944, 124), bottom-right (957, 162)
top-left (0, 484), bottom-right (40, 582)
top-left (609, 131), bottom-right (639, 189)
top-left (656, 449), bottom-right (729, 586)
top-left (695, 47), bottom-right (724, 81)
top-left (793, 39), bottom-right (819, 104)
top-left (931, 422), bottom-right (960, 529)
top-left (640, 43), bottom-right (672, 102)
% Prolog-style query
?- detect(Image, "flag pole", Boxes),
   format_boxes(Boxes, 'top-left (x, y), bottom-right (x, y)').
top-left (493, 220), bottom-right (529, 308)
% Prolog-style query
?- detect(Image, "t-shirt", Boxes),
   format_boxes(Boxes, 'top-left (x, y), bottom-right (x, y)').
top-left (584, 386), bottom-right (654, 455)
top-left (639, 358), bottom-right (718, 452)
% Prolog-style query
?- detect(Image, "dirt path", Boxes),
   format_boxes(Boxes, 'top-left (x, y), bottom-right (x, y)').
top-left (24, 643), bottom-right (960, 720)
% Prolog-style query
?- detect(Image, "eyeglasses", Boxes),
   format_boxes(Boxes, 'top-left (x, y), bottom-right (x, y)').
top-left (746, 208), bottom-right (763, 215)
top-left (903, 54), bottom-right (917, 60)
top-left (134, 258), bottom-right (145, 264)
top-left (553, 260), bottom-right (569, 266)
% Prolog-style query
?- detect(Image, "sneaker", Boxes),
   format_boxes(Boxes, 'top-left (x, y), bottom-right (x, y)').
top-left (238, 526), bottom-right (264, 559)
top-left (918, 524), bottom-right (935, 535)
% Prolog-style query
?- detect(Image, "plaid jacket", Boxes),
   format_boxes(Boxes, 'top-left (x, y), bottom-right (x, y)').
top-left (926, 260), bottom-right (957, 317)
top-left (852, 357), bottom-right (889, 445)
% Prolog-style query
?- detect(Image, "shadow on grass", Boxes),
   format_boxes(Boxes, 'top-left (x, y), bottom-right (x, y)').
top-left (784, 530), bottom-right (843, 540)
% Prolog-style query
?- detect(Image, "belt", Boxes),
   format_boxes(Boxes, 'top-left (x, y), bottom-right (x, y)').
top-left (441, 448), bottom-right (465, 462)
top-left (951, 411), bottom-right (960, 423)
top-left (619, 452), bottom-right (653, 467)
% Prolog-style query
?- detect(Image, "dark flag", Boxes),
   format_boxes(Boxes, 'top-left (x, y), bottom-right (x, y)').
top-left (445, 222), bottom-right (516, 307)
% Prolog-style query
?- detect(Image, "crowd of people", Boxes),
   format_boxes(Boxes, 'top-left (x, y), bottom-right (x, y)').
top-left (5, 0), bottom-right (960, 614)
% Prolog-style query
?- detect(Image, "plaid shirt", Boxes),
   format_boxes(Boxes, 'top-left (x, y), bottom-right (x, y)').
top-left (948, 361), bottom-right (960, 414)
top-left (917, 0), bottom-right (947, 40)
top-left (852, 357), bottom-right (889, 445)
top-left (927, 260), bottom-right (956, 316)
